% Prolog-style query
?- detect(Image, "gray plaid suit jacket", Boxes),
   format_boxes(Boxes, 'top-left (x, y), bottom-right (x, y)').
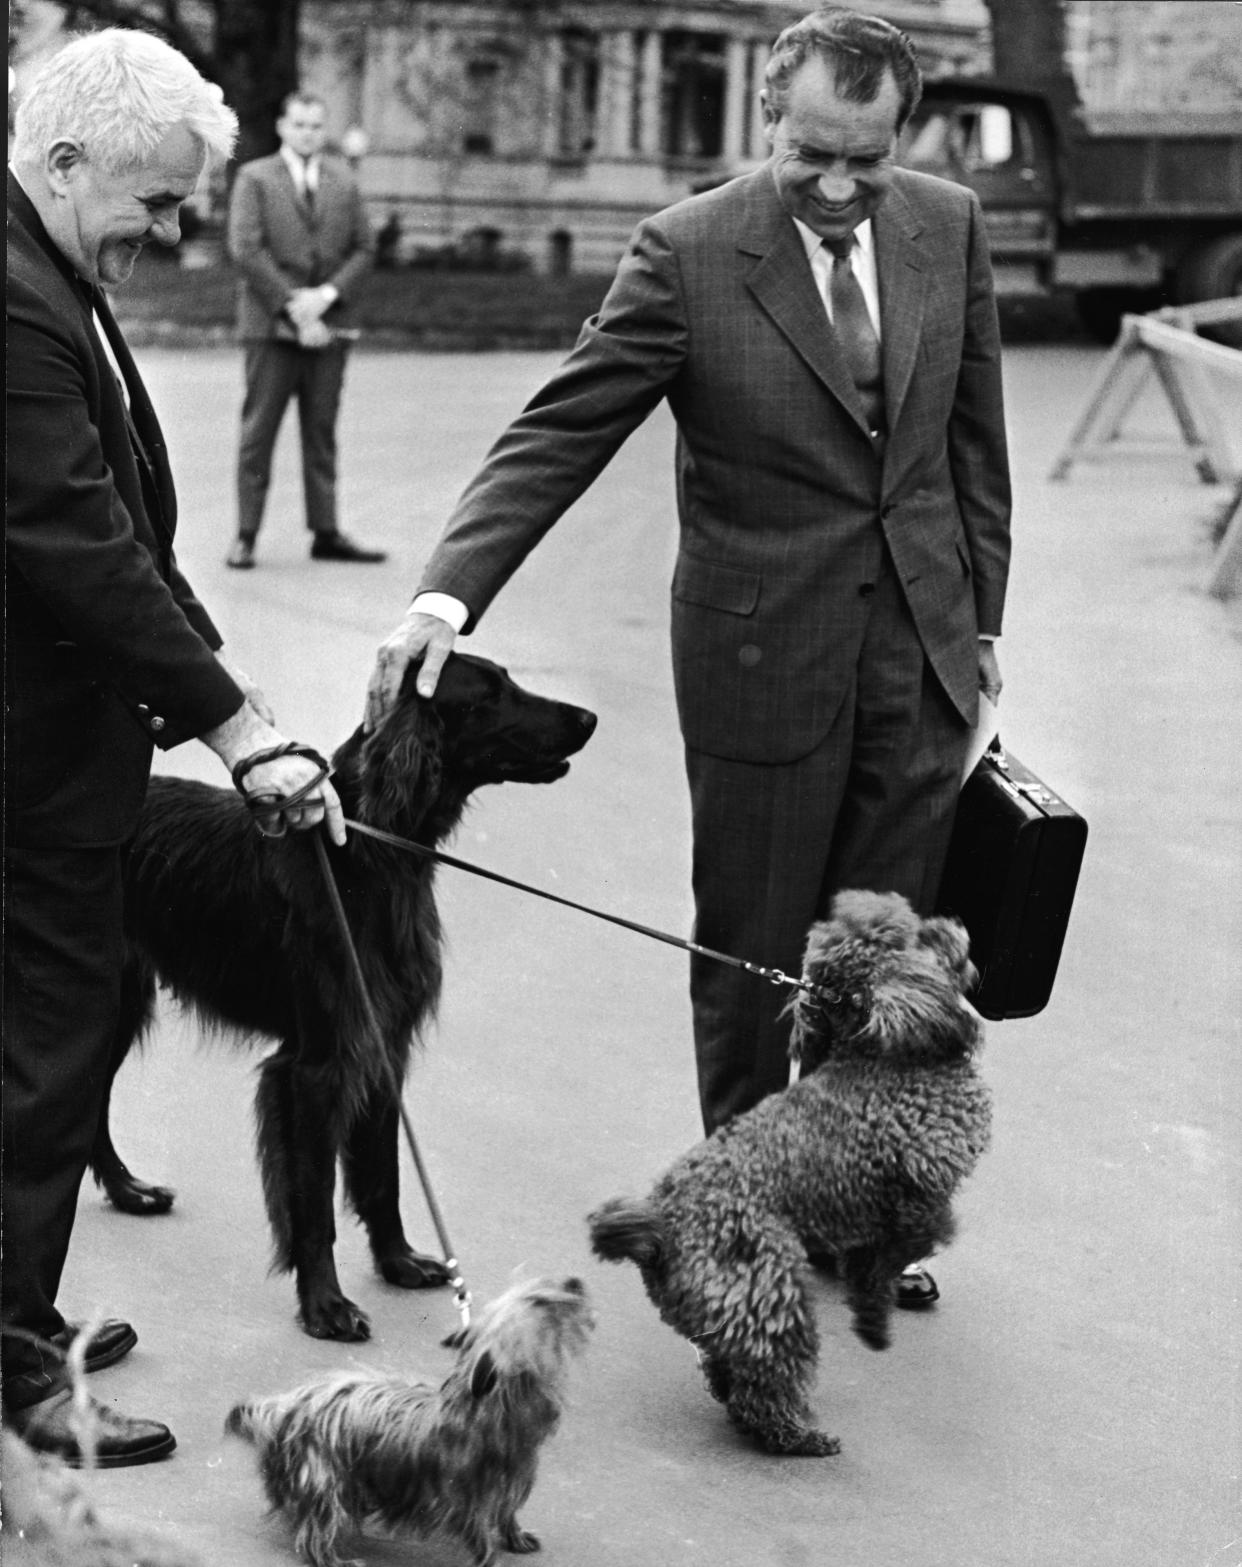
top-left (227, 152), bottom-right (374, 341)
top-left (420, 165), bottom-right (1011, 765)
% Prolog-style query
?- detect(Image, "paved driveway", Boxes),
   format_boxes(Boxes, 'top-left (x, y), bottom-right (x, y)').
top-left (38, 343), bottom-right (1242, 1567)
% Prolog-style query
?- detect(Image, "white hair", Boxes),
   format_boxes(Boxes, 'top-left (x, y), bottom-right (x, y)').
top-left (12, 27), bottom-right (238, 174)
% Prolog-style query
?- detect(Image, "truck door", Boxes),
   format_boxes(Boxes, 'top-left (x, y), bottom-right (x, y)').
top-left (902, 92), bottom-right (1056, 293)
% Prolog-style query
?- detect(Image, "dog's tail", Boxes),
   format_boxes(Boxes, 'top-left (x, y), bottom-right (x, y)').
top-left (588, 1197), bottom-right (665, 1272)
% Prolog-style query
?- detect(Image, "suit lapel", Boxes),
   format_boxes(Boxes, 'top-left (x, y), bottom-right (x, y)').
top-left (739, 175), bottom-right (872, 437)
top-left (873, 184), bottom-right (927, 436)
top-left (91, 287), bottom-right (177, 539)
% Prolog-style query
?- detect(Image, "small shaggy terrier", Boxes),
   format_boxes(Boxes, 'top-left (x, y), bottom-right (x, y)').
top-left (225, 1277), bottom-right (594, 1567)
top-left (589, 890), bottom-right (992, 1457)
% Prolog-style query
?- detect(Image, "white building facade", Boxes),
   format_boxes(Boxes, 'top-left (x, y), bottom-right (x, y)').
top-left (301, 0), bottom-right (991, 273)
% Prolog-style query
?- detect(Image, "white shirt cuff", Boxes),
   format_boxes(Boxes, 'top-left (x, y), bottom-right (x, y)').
top-left (411, 592), bottom-right (469, 632)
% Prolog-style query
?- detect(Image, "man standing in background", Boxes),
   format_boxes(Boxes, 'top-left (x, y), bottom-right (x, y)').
top-left (225, 91), bottom-right (384, 568)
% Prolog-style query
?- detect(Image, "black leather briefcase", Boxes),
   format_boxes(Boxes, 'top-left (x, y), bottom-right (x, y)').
top-left (936, 743), bottom-right (1088, 1021)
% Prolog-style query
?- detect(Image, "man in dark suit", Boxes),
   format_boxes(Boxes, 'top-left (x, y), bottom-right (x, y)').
top-left (225, 91), bottom-right (384, 568)
top-left (5, 29), bottom-right (344, 1466)
top-left (366, 8), bottom-right (1010, 1286)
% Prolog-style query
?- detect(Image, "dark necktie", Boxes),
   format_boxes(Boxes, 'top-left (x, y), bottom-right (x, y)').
top-left (301, 159), bottom-right (316, 214)
top-left (825, 236), bottom-right (884, 435)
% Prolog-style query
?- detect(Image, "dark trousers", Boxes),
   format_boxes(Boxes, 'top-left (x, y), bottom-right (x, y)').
top-left (2, 843), bottom-right (126, 1409)
top-left (236, 340), bottom-right (348, 538)
top-left (685, 559), bottom-right (970, 1134)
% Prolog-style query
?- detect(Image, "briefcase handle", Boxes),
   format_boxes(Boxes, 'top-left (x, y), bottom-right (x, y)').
top-left (986, 737), bottom-right (1061, 808)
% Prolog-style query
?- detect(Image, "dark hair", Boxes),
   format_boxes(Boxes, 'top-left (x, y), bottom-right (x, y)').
top-left (279, 90), bottom-right (327, 118)
top-left (764, 7), bottom-right (923, 132)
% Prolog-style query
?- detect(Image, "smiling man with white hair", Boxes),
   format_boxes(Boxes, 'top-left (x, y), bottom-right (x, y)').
top-left (5, 28), bottom-right (344, 1468)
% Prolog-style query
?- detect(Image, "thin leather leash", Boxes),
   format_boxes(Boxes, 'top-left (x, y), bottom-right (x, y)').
top-left (342, 817), bottom-right (836, 1006)
top-left (232, 745), bottom-right (831, 1004)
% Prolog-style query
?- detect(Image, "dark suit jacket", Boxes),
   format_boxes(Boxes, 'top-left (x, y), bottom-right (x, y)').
top-left (226, 152), bottom-right (374, 340)
top-left (420, 166), bottom-right (1012, 765)
top-left (5, 172), bottom-right (243, 847)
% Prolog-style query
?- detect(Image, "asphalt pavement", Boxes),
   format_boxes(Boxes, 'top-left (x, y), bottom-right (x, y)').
top-left (30, 342), bottom-right (1242, 1567)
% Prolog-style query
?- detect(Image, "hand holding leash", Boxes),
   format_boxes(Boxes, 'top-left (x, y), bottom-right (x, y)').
top-left (233, 744), bottom-right (342, 843)
top-left (203, 703), bottom-right (345, 843)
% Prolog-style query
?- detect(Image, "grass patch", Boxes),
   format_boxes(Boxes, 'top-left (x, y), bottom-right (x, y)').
top-left (116, 254), bottom-right (1088, 350)
top-left (115, 257), bottom-right (613, 350)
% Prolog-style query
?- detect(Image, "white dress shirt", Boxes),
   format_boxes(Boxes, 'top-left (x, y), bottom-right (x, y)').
top-left (280, 145), bottom-right (320, 200)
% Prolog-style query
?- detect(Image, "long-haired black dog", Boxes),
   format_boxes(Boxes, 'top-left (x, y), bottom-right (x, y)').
top-left (91, 653), bottom-right (596, 1341)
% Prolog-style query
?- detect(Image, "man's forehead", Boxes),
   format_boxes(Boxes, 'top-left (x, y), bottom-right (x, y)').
top-left (127, 132), bottom-right (205, 198)
top-left (781, 61), bottom-right (901, 134)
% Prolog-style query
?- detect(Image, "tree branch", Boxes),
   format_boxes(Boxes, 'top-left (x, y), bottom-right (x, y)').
top-left (61, 0), bottom-right (213, 78)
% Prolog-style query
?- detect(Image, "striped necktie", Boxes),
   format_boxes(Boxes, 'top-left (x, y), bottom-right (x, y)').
top-left (824, 235), bottom-right (884, 434)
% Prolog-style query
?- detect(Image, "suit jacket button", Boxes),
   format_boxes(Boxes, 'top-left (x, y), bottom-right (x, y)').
top-left (137, 702), bottom-right (150, 714)
top-left (738, 644), bottom-right (762, 667)
top-left (150, 715), bottom-right (166, 732)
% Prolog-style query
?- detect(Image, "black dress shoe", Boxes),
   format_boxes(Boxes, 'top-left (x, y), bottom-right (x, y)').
top-left (57, 1318), bottom-right (138, 1373)
top-left (808, 1254), bottom-right (939, 1307)
top-left (310, 530), bottom-right (387, 563)
top-left (895, 1265), bottom-right (940, 1308)
top-left (226, 536), bottom-right (255, 569)
top-left (10, 1389), bottom-right (175, 1469)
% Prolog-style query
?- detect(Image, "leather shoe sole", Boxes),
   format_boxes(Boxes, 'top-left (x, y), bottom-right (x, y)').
top-left (58, 1318), bottom-right (138, 1374)
top-left (10, 1390), bottom-right (175, 1469)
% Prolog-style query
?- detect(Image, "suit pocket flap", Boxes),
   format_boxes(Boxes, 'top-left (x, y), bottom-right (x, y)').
top-left (672, 555), bottom-right (760, 615)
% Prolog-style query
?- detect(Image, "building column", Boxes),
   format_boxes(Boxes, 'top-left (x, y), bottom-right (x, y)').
top-left (723, 35), bottom-right (749, 164)
top-left (749, 40), bottom-right (769, 157)
top-left (542, 28), bottom-right (563, 156)
top-left (599, 29), bottom-right (635, 156)
top-left (638, 29), bottom-right (662, 156)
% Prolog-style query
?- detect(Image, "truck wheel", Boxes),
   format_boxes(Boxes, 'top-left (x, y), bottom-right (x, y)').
top-left (1175, 234), bottom-right (1242, 345)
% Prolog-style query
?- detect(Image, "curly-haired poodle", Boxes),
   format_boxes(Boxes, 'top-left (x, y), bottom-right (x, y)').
top-left (588, 890), bottom-right (992, 1457)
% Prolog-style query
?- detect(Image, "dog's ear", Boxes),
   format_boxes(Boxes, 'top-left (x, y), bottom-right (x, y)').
top-left (862, 960), bottom-right (979, 1061)
top-left (469, 1350), bottom-right (498, 1399)
top-left (357, 689), bottom-right (444, 831)
top-left (787, 915), bottom-right (874, 1064)
top-left (917, 915), bottom-right (977, 990)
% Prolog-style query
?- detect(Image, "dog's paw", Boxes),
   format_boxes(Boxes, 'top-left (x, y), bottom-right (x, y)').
top-left (853, 1319), bottom-right (891, 1352)
top-left (760, 1427), bottom-right (842, 1458)
top-left (377, 1246), bottom-right (452, 1290)
top-left (103, 1173), bottom-right (176, 1216)
top-left (502, 1522), bottom-right (541, 1554)
top-left (299, 1295), bottom-right (372, 1342)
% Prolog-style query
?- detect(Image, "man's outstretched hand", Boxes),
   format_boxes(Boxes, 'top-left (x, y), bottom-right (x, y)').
top-left (364, 610), bottom-right (457, 733)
